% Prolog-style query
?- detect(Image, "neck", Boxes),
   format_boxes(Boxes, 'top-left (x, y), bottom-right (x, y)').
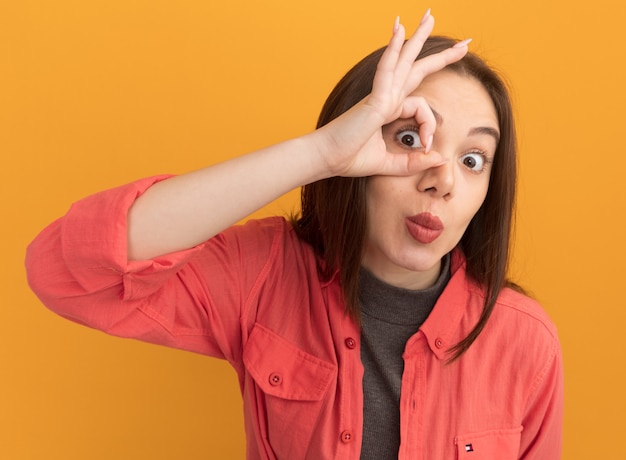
top-left (361, 259), bottom-right (442, 290)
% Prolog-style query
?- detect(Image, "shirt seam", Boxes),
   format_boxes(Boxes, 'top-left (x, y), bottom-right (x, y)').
top-left (467, 286), bottom-right (559, 341)
top-left (522, 339), bottom-right (559, 412)
top-left (241, 217), bottom-right (285, 323)
top-left (136, 302), bottom-right (213, 337)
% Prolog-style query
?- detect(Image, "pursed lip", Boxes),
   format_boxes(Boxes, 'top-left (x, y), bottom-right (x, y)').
top-left (405, 212), bottom-right (444, 244)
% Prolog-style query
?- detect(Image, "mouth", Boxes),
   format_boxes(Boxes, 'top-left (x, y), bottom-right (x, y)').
top-left (405, 212), bottom-right (444, 244)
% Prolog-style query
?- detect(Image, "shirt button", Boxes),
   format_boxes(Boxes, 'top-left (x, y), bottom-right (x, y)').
top-left (340, 430), bottom-right (353, 443)
top-left (344, 337), bottom-right (357, 349)
top-left (435, 338), bottom-right (444, 348)
top-left (269, 372), bottom-right (282, 386)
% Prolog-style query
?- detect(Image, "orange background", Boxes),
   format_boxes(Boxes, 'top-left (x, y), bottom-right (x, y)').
top-left (2, 0), bottom-right (625, 458)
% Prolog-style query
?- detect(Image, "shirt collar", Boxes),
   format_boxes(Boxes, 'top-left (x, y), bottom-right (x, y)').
top-left (323, 247), bottom-right (481, 360)
top-left (419, 248), bottom-right (480, 360)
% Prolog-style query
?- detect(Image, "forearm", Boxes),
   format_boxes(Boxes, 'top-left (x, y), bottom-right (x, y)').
top-left (127, 132), bottom-right (330, 260)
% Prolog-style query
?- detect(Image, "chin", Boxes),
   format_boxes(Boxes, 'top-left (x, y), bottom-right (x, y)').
top-left (394, 255), bottom-right (442, 276)
top-left (402, 245), bottom-right (448, 270)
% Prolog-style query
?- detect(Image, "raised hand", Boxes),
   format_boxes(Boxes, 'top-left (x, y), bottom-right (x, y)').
top-left (316, 10), bottom-right (470, 178)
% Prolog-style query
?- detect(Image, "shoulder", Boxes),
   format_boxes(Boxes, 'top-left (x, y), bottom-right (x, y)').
top-left (221, 216), bottom-right (304, 245)
top-left (491, 287), bottom-right (559, 344)
top-left (447, 255), bottom-right (557, 345)
top-left (454, 283), bottom-right (562, 404)
top-left (211, 216), bottom-right (299, 256)
top-left (204, 216), bottom-right (316, 276)
top-left (448, 252), bottom-right (559, 349)
top-left (220, 216), bottom-right (290, 241)
top-left (466, 285), bottom-right (561, 373)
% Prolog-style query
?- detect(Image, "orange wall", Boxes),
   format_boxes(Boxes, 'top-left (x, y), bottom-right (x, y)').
top-left (2, 0), bottom-right (625, 458)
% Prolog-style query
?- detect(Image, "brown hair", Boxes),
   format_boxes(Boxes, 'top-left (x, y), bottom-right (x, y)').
top-left (292, 36), bottom-right (519, 361)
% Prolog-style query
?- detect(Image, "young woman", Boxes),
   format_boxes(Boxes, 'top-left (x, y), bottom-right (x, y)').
top-left (26, 10), bottom-right (563, 459)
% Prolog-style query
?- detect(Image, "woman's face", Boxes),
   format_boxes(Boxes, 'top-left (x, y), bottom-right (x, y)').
top-left (363, 70), bottom-right (499, 289)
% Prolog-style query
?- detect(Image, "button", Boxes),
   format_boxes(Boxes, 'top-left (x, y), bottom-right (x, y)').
top-left (344, 337), bottom-right (357, 349)
top-left (269, 372), bottom-right (282, 386)
top-left (435, 338), bottom-right (444, 349)
top-left (340, 430), bottom-right (353, 443)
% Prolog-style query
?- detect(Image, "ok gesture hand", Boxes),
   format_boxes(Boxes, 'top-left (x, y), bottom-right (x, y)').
top-left (317, 10), bottom-right (470, 177)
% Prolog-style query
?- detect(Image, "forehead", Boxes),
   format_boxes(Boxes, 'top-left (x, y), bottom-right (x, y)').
top-left (410, 70), bottom-right (499, 130)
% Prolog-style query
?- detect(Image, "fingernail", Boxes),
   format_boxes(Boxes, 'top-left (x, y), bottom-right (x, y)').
top-left (453, 38), bottom-right (472, 48)
top-left (420, 8), bottom-right (431, 25)
top-left (425, 135), bottom-right (433, 153)
top-left (393, 16), bottom-right (400, 34)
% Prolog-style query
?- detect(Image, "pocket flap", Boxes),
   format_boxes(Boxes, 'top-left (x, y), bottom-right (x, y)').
top-left (243, 323), bottom-right (336, 401)
top-left (455, 427), bottom-right (522, 458)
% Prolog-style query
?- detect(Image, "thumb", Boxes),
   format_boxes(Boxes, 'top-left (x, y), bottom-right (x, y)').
top-left (379, 149), bottom-right (446, 176)
top-left (406, 150), bottom-right (447, 175)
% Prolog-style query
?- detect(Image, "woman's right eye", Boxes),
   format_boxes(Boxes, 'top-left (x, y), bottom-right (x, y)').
top-left (395, 128), bottom-right (423, 149)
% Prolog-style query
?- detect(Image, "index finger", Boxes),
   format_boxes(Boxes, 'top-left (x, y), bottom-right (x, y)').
top-left (393, 12), bottom-right (435, 82)
top-left (404, 40), bottom-right (470, 91)
top-left (397, 95), bottom-right (437, 153)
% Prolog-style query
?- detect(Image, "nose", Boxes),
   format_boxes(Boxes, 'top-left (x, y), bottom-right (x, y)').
top-left (416, 152), bottom-right (455, 199)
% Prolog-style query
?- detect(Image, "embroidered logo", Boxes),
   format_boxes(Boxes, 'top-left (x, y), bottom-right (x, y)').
top-left (465, 443), bottom-right (474, 452)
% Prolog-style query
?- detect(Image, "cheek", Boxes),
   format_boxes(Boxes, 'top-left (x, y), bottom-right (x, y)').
top-left (470, 188), bottom-right (489, 217)
top-left (454, 181), bottom-right (490, 229)
top-left (365, 179), bottom-right (406, 240)
top-left (473, 183), bottom-right (490, 210)
top-left (365, 177), bottom-right (397, 212)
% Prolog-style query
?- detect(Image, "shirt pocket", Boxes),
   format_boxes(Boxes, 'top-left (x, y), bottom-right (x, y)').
top-left (243, 323), bottom-right (337, 459)
top-left (455, 426), bottom-right (523, 459)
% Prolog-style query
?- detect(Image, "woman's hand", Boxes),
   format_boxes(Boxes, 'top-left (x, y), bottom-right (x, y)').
top-left (315, 10), bottom-right (470, 177)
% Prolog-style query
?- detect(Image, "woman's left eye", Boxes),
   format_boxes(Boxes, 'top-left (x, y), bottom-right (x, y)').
top-left (460, 152), bottom-right (488, 172)
top-left (395, 128), bottom-right (423, 149)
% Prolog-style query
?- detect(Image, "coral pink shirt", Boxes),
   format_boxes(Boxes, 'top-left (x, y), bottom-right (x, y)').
top-left (26, 176), bottom-right (563, 459)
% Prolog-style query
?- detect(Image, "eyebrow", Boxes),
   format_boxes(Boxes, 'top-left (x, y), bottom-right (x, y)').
top-left (469, 126), bottom-right (500, 144)
top-left (430, 107), bottom-right (500, 144)
top-left (430, 107), bottom-right (444, 125)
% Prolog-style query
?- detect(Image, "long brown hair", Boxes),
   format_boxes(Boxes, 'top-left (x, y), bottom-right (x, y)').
top-left (292, 36), bottom-right (519, 361)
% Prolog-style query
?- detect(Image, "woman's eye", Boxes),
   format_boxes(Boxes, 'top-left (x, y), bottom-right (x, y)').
top-left (395, 129), bottom-right (423, 149)
top-left (460, 152), bottom-right (487, 171)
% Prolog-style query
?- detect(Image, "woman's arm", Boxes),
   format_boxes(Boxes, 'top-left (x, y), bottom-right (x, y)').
top-left (127, 12), bottom-right (469, 260)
